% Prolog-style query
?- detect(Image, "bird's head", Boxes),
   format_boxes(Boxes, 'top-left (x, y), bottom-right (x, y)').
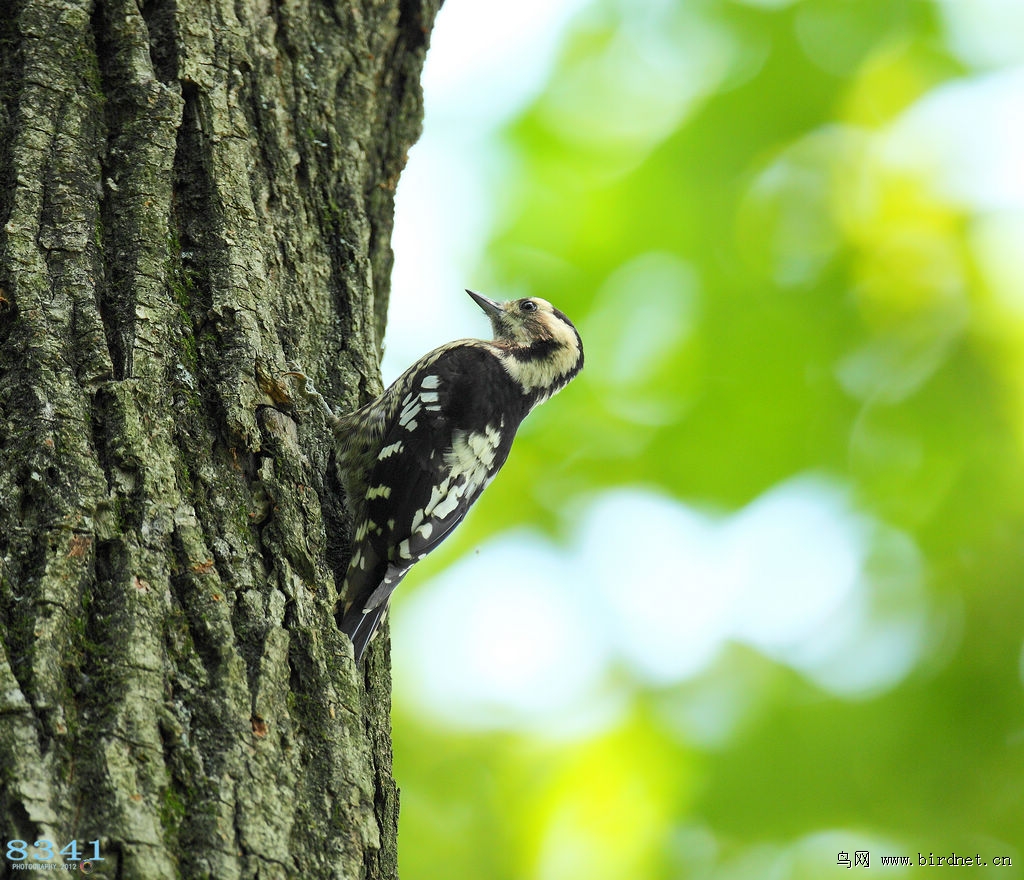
top-left (467, 289), bottom-right (579, 351)
top-left (467, 289), bottom-right (584, 395)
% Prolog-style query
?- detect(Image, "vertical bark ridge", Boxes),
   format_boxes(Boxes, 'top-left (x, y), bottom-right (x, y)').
top-left (0, 0), bottom-right (441, 876)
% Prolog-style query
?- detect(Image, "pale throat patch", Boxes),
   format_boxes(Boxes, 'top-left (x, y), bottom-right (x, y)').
top-left (498, 332), bottom-right (581, 394)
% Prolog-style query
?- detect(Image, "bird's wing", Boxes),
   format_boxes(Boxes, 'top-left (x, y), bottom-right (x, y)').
top-left (339, 346), bottom-right (524, 657)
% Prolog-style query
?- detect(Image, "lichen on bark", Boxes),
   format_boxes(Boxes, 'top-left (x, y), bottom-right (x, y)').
top-left (0, 0), bottom-right (439, 876)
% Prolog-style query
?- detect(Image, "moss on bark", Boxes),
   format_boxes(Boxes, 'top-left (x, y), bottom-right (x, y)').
top-left (0, 0), bottom-right (439, 876)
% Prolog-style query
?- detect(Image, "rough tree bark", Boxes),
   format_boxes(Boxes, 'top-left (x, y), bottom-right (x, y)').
top-left (0, 0), bottom-right (439, 876)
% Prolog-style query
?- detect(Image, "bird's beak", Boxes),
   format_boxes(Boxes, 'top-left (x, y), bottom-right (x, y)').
top-left (466, 289), bottom-right (504, 318)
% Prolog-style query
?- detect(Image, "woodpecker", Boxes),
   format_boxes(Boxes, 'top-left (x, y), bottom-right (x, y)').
top-left (291, 290), bottom-right (583, 663)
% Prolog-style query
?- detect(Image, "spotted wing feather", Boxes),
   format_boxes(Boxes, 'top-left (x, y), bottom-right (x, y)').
top-left (339, 346), bottom-right (529, 661)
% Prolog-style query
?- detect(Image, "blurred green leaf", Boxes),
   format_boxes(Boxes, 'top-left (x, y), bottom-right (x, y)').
top-left (395, 0), bottom-right (1024, 876)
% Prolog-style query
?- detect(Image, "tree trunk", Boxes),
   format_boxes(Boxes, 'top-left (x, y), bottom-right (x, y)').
top-left (0, 0), bottom-right (438, 876)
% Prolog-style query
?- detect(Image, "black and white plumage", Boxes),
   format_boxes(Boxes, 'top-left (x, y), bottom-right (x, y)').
top-left (329, 290), bottom-right (583, 662)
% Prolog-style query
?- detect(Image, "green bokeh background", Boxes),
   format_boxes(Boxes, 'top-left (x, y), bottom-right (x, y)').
top-left (391, 0), bottom-right (1024, 876)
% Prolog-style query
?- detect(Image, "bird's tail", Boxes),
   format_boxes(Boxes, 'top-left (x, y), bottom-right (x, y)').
top-left (342, 602), bottom-right (390, 664)
top-left (340, 565), bottom-right (409, 663)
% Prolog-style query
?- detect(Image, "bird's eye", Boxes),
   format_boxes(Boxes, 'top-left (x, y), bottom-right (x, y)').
top-left (519, 300), bottom-right (538, 312)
